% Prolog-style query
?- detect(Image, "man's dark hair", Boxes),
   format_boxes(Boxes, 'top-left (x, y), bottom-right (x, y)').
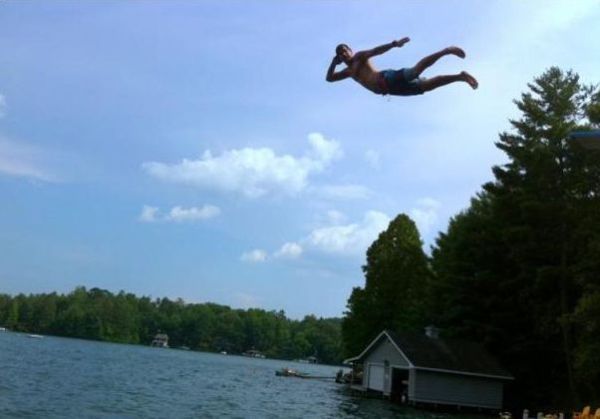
top-left (335, 43), bottom-right (350, 56)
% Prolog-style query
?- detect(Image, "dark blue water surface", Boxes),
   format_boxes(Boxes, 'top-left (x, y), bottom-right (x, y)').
top-left (0, 331), bottom-right (480, 418)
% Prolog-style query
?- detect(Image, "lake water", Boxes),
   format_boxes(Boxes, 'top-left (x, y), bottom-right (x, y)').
top-left (0, 331), bottom-right (482, 418)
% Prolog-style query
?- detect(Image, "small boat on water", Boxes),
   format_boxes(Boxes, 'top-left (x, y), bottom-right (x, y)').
top-left (27, 334), bottom-right (43, 339)
top-left (275, 368), bottom-right (310, 378)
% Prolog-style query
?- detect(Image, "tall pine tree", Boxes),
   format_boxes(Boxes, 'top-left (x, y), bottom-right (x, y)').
top-left (342, 214), bottom-right (431, 357)
top-left (431, 67), bottom-right (600, 407)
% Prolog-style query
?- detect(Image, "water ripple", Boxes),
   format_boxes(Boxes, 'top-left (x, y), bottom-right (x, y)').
top-left (1, 332), bottom-right (486, 418)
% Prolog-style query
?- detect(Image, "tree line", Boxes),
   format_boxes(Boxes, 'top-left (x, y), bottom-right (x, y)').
top-left (0, 286), bottom-right (343, 364)
top-left (342, 67), bottom-right (600, 408)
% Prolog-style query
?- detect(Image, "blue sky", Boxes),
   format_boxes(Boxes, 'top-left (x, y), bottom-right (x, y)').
top-left (1, 1), bottom-right (599, 318)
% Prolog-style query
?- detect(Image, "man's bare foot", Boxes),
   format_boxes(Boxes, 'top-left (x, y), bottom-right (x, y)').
top-left (446, 46), bottom-right (466, 58)
top-left (461, 71), bottom-right (478, 89)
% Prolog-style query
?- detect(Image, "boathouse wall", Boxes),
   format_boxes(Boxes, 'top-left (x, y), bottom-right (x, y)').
top-left (411, 369), bottom-right (504, 409)
top-left (363, 336), bottom-right (409, 394)
top-left (364, 337), bottom-right (410, 368)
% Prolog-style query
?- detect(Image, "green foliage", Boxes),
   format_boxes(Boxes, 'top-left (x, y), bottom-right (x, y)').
top-left (430, 67), bottom-right (600, 407)
top-left (0, 287), bottom-right (343, 364)
top-left (572, 292), bottom-right (600, 396)
top-left (342, 214), bottom-right (432, 357)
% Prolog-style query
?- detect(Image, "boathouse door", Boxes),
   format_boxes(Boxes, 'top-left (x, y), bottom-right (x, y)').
top-left (390, 368), bottom-right (409, 403)
top-left (367, 364), bottom-right (385, 392)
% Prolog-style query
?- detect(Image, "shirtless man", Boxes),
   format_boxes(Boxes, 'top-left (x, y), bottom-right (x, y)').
top-left (326, 37), bottom-right (478, 96)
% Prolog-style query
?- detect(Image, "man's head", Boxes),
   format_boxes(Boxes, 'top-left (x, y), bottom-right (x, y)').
top-left (335, 44), bottom-right (353, 63)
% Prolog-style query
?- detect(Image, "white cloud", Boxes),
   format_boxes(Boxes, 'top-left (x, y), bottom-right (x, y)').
top-left (240, 249), bottom-right (268, 263)
top-left (275, 242), bottom-right (303, 259)
top-left (166, 205), bottom-right (220, 222)
top-left (313, 184), bottom-right (371, 200)
top-left (280, 205), bottom-right (437, 259)
top-left (307, 210), bottom-right (391, 256)
top-left (142, 132), bottom-right (342, 198)
top-left (0, 137), bottom-right (55, 181)
top-left (365, 149), bottom-right (380, 169)
top-left (326, 210), bottom-right (346, 225)
top-left (409, 198), bottom-right (441, 236)
top-left (139, 205), bottom-right (160, 223)
top-left (0, 94), bottom-right (6, 118)
top-left (307, 132), bottom-right (343, 162)
top-left (138, 205), bottom-right (220, 223)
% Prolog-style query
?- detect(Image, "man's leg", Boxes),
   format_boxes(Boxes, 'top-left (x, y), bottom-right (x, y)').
top-left (420, 71), bottom-right (478, 92)
top-left (413, 46), bottom-right (466, 76)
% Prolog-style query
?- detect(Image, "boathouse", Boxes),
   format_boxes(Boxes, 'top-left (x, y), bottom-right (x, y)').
top-left (344, 328), bottom-right (513, 409)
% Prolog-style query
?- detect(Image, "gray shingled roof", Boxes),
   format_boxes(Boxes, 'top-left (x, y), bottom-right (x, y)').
top-left (352, 330), bottom-right (513, 379)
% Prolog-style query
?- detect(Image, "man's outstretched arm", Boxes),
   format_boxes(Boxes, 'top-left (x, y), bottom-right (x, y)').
top-left (326, 56), bottom-right (350, 82)
top-left (358, 37), bottom-right (410, 60)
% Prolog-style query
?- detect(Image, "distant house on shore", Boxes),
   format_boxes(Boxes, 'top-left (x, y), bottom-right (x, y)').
top-left (242, 349), bottom-right (266, 359)
top-left (150, 333), bottom-right (169, 348)
top-left (344, 328), bottom-right (513, 410)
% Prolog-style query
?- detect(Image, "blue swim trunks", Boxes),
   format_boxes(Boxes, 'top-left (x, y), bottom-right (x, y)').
top-left (379, 67), bottom-right (424, 96)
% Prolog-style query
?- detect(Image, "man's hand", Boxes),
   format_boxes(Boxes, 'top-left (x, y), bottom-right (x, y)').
top-left (392, 37), bottom-right (410, 48)
top-left (333, 55), bottom-right (342, 65)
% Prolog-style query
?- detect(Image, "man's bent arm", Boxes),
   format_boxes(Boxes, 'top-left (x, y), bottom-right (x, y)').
top-left (360, 37), bottom-right (410, 59)
top-left (326, 57), bottom-right (350, 82)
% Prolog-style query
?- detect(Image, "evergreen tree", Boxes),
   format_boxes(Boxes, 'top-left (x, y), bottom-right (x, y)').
top-left (342, 214), bottom-right (431, 357)
top-left (431, 67), bottom-right (600, 407)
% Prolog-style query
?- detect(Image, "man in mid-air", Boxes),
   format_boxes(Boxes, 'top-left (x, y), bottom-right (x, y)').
top-left (326, 37), bottom-right (478, 96)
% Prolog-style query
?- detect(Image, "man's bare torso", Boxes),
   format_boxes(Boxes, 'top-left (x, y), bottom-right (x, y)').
top-left (347, 55), bottom-right (382, 94)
